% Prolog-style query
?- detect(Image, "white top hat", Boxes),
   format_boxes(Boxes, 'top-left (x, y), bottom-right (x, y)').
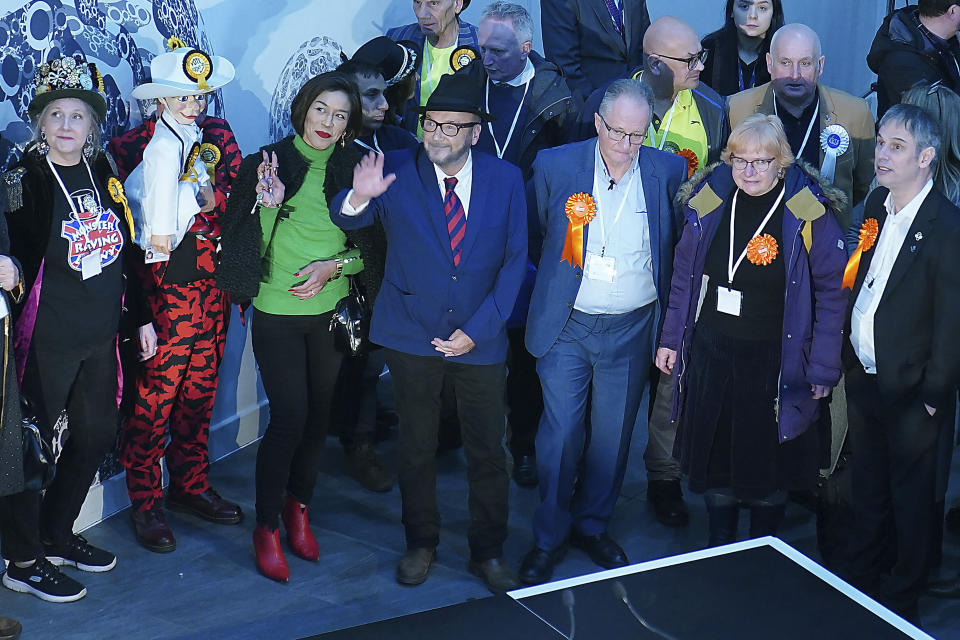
top-left (132, 47), bottom-right (235, 99)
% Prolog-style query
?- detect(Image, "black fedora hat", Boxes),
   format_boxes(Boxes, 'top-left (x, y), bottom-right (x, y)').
top-left (413, 73), bottom-right (493, 122)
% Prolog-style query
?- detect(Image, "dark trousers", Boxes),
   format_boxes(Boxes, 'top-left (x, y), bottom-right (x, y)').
top-left (122, 279), bottom-right (228, 511)
top-left (252, 309), bottom-right (342, 528)
top-left (0, 338), bottom-right (118, 561)
top-left (842, 366), bottom-right (942, 617)
top-left (533, 304), bottom-right (655, 551)
top-left (507, 327), bottom-right (542, 458)
top-left (334, 347), bottom-right (387, 451)
top-left (385, 349), bottom-right (508, 562)
top-left (643, 370), bottom-right (681, 481)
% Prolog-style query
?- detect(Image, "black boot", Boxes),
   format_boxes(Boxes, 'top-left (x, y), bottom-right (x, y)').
top-left (704, 490), bottom-right (739, 547)
top-left (747, 491), bottom-right (787, 539)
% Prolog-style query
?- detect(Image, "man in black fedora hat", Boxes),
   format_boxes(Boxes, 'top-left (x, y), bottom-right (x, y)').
top-left (331, 72), bottom-right (527, 593)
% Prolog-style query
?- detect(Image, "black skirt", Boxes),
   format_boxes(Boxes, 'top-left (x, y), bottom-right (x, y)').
top-left (677, 323), bottom-right (819, 500)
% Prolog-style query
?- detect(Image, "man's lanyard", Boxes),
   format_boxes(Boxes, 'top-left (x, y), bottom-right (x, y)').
top-left (728, 186), bottom-right (785, 283)
top-left (774, 98), bottom-right (820, 159)
top-left (485, 77), bottom-right (531, 159)
top-left (354, 133), bottom-right (382, 155)
top-left (592, 161), bottom-right (637, 257)
top-left (738, 59), bottom-right (756, 92)
top-left (648, 95), bottom-right (679, 151)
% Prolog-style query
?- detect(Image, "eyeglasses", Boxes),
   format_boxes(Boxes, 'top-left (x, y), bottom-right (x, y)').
top-left (421, 117), bottom-right (480, 137)
top-left (597, 114), bottom-right (645, 146)
top-left (729, 155), bottom-right (775, 172)
top-left (654, 49), bottom-right (709, 71)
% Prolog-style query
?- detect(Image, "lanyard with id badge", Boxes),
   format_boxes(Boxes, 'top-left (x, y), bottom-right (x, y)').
top-left (718, 186), bottom-right (786, 316)
top-left (584, 168), bottom-right (637, 284)
top-left (48, 157), bottom-right (109, 280)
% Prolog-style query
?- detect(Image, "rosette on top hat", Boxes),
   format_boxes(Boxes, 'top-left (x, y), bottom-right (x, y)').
top-left (29, 54), bottom-right (108, 121)
top-left (131, 40), bottom-right (235, 100)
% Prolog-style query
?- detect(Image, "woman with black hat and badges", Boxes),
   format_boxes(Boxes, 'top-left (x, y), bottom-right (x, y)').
top-left (0, 55), bottom-right (154, 602)
top-left (217, 72), bottom-right (363, 582)
top-left (119, 41), bottom-right (242, 555)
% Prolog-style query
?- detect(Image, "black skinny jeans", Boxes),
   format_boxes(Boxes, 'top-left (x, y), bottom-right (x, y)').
top-left (251, 309), bottom-right (342, 528)
top-left (0, 337), bottom-right (118, 562)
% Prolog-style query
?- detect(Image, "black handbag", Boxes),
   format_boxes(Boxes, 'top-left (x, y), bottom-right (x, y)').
top-left (20, 404), bottom-right (67, 492)
top-left (329, 276), bottom-right (369, 357)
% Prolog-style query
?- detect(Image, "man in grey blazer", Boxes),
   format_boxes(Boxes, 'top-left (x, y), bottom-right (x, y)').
top-left (519, 79), bottom-right (686, 584)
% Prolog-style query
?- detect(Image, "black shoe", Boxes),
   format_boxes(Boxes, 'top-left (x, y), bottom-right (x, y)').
top-left (468, 557), bottom-right (519, 593)
top-left (44, 534), bottom-right (116, 573)
top-left (519, 546), bottom-right (566, 585)
top-left (570, 531), bottom-right (628, 569)
top-left (2, 558), bottom-right (86, 603)
top-left (926, 574), bottom-right (960, 598)
top-left (396, 547), bottom-right (436, 586)
top-left (343, 443), bottom-right (394, 493)
top-left (512, 454), bottom-right (538, 488)
top-left (647, 480), bottom-right (689, 527)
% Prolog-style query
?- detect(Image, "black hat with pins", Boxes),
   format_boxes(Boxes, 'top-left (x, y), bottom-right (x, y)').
top-left (413, 73), bottom-right (494, 122)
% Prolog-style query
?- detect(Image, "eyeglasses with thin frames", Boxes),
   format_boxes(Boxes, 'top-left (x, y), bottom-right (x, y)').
top-left (653, 49), bottom-right (709, 71)
top-left (729, 155), bottom-right (775, 172)
top-left (421, 117), bottom-right (481, 137)
top-left (597, 113), bottom-right (646, 146)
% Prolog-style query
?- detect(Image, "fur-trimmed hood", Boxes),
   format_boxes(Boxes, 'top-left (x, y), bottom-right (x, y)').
top-left (676, 158), bottom-right (848, 215)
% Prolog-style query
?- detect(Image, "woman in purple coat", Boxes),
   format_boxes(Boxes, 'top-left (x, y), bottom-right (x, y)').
top-left (656, 114), bottom-right (848, 546)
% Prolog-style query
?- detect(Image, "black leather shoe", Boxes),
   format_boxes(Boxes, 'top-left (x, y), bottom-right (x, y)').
top-left (469, 557), bottom-right (519, 593)
top-left (926, 574), bottom-right (960, 598)
top-left (647, 479), bottom-right (689, 527)
top-left (570, 531), bottom-right (628, 569)
top-left (519, 546), bottom-right (565, 585)
top-left (396, 547), bottom-right (436, 586)
top-left (166, 488), bottom-right (243, 525)
top-left (512, 454), bottom-right (538, 487)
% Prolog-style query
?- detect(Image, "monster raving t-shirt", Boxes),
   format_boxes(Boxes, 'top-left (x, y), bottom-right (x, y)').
top-left (33, 161), bottom-right (126, 353)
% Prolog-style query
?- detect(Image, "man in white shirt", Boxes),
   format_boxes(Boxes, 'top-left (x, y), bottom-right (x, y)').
top-left (840, 103), bottom-right (960, 623)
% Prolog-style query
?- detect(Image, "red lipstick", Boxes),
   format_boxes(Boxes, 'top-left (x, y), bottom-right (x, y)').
top-left (316, 131), bottom-right (331, 139)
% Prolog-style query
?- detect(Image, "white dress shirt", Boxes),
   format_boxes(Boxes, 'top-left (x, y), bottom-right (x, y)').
top-left (341, 151), bottom-right (473, 218)
top-left (851, 179), bottom-right (933, 373)
top-left (573, 143), bottom-right (657, 314)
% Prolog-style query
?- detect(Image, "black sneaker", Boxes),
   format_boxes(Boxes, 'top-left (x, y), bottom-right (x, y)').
top-left (2, 558), bottom-right (86, 603)
top-left (44, 534), bottom-right (117, 573)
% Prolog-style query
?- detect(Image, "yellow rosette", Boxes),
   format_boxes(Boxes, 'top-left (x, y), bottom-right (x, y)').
top-left (842, 218), bottom-right (879, 290)
top-left (182, 49), bottom-right (213, 91)
top-left (107, 176), bottom-right (134, 235)
top-left (562, 193), bottom-right (597, 268)
top-left (180, 142), bottom-right (202, 182)
top-left (199, 143), bottom-right (221, 184)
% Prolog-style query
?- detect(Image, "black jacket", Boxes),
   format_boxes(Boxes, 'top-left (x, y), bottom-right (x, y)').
top-left (0, 185), bottom-right (23, 498)
top-left (457, 52), bottom-right (581, 180)
top-left (868, 6), bottom-right (960, 119)
top-left (842, 186), bottom-right (960, 409)
top-left (700, 26), bottom-right (772, 97)
top-left (2, 150), bottom-right (151, 338)
top-left (217, 135), bottom-right (363, 302)
top-left (574, 76), bottom-right (729, 166)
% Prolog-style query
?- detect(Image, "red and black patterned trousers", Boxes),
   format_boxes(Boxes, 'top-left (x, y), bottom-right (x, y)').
top-left (121, 278), bottom-right (228, 512)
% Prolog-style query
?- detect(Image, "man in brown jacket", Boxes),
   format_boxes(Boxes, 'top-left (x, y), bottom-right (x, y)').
top-left (727, 23), bottom-right (874, 231)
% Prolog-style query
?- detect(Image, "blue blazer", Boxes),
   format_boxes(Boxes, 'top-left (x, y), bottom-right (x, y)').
top-left (385, 20), bottom-right (480, 135)
top-left (525, 139), bottom-right (687, 358)
top-left (331, 148), bottom-right (527, 365)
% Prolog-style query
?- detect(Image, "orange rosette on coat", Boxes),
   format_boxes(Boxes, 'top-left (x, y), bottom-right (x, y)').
top-left (562, 193), bottom-right (597, 268)
top-left (677, 148), bottom-right (699, 178)
top-left (746, 233), bottom-right (778, 266)
top-left (842, 217), bottom-right (879, 290)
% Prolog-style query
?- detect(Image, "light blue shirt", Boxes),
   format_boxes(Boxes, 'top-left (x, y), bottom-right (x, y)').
top-left (573, 144), bottom-right (657, 314)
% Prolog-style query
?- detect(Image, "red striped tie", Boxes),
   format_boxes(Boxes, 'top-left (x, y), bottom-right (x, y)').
top-left (443, 177), bottom-right (466, 266)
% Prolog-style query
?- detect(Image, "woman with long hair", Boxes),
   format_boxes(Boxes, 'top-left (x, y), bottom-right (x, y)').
top-left (701, 0), bottom-right (785, 96)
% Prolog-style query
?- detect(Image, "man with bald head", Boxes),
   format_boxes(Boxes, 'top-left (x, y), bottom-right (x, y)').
top-left (728, 23), bottom-right (874, 230)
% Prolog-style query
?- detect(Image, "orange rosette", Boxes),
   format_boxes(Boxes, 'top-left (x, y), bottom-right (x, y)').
top-left (842, 217), bottom-right (880, 290)
top-left (677, 148), bottom-right (699, 178)
top-left (746, 233), bottom-right (778, 266)
top-left (562, 193), bottom-right (597, 268)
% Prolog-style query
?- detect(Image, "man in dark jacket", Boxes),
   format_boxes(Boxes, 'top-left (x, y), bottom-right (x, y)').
top-left (868, 0), bottom-right (960, 119)
top-left (542, 0), bottom-right (650, 102)
top-left (456, 1), bottom-right (579, 488)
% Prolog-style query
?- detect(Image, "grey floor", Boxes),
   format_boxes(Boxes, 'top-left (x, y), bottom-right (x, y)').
top-left (2, 425), bottom-right (959, 639)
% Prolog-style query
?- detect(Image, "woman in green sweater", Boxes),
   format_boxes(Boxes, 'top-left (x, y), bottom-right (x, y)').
top-left (218, 73), bottom-right (363, 582)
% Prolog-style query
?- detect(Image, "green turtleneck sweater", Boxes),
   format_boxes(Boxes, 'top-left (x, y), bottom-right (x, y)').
top-left (253, 135), bottom-right (362, 315)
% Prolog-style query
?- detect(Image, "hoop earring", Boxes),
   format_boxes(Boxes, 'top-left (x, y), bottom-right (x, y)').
top-left (82, 133), bottom-right (95, 159)
top-left (339, 135), bottom-right (346, 148)
top-left (37, 130), bottom-right (49, 156)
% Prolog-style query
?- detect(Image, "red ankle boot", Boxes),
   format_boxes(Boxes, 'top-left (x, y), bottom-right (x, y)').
top-left (281, 497), bottom-right (320, 561)
top-left (253, 525), bottom-right (289, 582)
